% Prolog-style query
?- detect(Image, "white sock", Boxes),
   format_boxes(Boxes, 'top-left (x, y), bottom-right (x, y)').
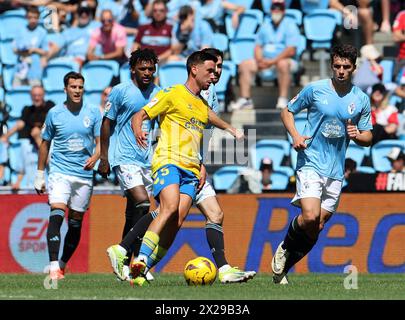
top-left (219, 264), bottom-right (231, 273)
top-left (59, 260), bottom-right (66, 269)
top-left (50, 261), bottom-right (60, 271)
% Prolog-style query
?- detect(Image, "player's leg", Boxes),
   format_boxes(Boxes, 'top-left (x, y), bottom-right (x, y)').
top-left (196, 183), bottom-right (256, 283)
top-left (46, 173), bottom-right (71, 280)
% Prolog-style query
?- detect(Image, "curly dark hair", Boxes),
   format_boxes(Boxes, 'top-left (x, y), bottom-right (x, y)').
top-left (129, 48), bottom-right (159, 68)
top-left (330, 44), bottom-right (358, 66)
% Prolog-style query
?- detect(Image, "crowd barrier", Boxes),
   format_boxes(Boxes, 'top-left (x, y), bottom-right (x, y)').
top-left (1, 193), bottom-right (404, 274)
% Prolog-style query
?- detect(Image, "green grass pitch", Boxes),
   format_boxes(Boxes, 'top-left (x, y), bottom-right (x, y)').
top-left (1, 273), bottom-right (404, 300)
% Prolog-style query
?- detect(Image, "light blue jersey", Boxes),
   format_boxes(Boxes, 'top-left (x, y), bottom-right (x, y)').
top-left (288, 79), bottom-right (372, 180)
top-left (42, 103), bottom-right (102, 179)
top-left (105, 81), bottom-right (160, 168)
top-left (200, 84), bottom-right (219, 163)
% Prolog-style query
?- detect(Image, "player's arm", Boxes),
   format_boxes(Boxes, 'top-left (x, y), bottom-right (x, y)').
top-left (281, 108), bottom-right (310, 150)
top-left (98, 117), bottom-right (113, 177)
top-left (132, 109), bottom-right (151, 148)
top-left (84, 136), bottom-right (101, 170)
top-left (346, 120), bottom-right (372, 147)
top-left (34, 139), bottom-right (51, 194)
top-left (208, 109), bottom-right (244, 140)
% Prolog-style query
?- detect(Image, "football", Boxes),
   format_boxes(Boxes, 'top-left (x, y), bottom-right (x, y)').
top-left (184, 257), bottom-right (217, 285)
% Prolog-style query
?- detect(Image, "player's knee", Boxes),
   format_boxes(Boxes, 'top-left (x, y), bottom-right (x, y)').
top-left (68, 210), bottom-right (84, 221)
top-left (301, 213), bottom-right (320, 229)
top-left (206, 210), bottom-right (224, 225)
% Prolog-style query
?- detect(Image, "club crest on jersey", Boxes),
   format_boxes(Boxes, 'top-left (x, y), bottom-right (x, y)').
top-left (83, 116), bottom-right (91, 128)
top-left (104, 100), bottom-right (112, 114)
top-left (147, 97), bottom-right (159, 108)
top-left (290, 94), bottom-right (299, 104)
top-left (348, 102), bottom-right (355, 115)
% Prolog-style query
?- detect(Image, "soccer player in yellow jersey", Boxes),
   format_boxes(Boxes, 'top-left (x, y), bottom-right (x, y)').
top-left (120, 50), bottom-right (243, 281)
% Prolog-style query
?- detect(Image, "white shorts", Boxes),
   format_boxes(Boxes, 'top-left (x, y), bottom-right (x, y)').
top-left (48, 172), bottom-right (93, 212)
top-left (291, 169), bottom-right (343, 213)
top-left (114, 164), bottom-right (153, 196)
top-left (195, 180), bottom-right (217, 205)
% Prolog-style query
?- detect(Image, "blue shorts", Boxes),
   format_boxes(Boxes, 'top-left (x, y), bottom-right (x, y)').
top-left (152, 164), bottom-right (199, 202)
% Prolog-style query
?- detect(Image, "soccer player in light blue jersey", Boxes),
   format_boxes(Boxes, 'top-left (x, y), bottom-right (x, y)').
top-left (34, 72), bottom-right (102, 280)
top-left (271, 44), bottom-right (373, 284)
top-left (100, 49), bottom-right (160, 281)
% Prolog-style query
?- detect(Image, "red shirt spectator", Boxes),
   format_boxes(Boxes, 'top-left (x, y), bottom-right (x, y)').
top-left (393, 10), bottom-right (405, 60)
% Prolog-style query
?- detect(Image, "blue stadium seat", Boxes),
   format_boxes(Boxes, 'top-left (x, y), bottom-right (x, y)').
top-left (271, 168), bottom-right (292, 190)
top-left (2, 64), bottom-right (31, 91)
top-left (0, 86), bottom-right (3, 103)
top-left (46, 90), bottom-right (66, 105)
top-left (304, 9), bottom-right (338, 50)
top-left (287, 113), bottom-right (307, 144)
top-left (212, 33), bottom-right (229, 53)
top-left (119, 62), bottom-right (131, 83)
top-left (5, 119), bottom-right (20, 144)
top-left (42, 59), bottom-right (80, 91)
top-left (0, 38), bottom-right (18, 65)
top-left (380, 59), bottom-right (394, 85)
top-left (0, 10), bottom-right (27, 40)
top-left (84, 91), bottom-right (102, 107)
top-left (229, 37), bottom-right (255, 65)
top-left (215, 60), bottom-right (236, 103)
top-left (261, 0), bottom-right (293, 12)
top-left (5, 89), bottom-right (32, 118)
top-left (0, 166), bottom-right (11, 185)
top-left (346, 140), bottom-right (371, 168)
top-left (250, 139), bottom-right (290, 170)
top-left (8, 142), bottom-right (23, 172)
top-left (371, 140), bottom-right (405, 172)
top-left (226, 0), bottom-right (255, 9)
top-left (82, 60), bottom-right (120, 91)
top-left (225, 9), bottom-right (263, 39)
top-left (284, 9), bottom-right (303, 26)
top-left (300, 0), bottom-right (329, 14)
top-left (357, 166), bottom-right (376, 174)
top-left (212, 165), bottom-right (244, 191)
top-left (158, 61), bottom-right (187, 89)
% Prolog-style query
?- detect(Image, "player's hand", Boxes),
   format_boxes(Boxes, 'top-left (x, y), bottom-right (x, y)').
top-left (292, 135), bottom-right (311, 151)
top-left (229, 128), bottom-right (245, 140)
top-left (346, 119), bottom-right (358, 140)
top-left (135, 131), bottom-right (149, 149)
top-left (198, 164), bottom-right (207, 192)
top-left (97, 158), bottom-right (110, 178)
top-left (34, 170), bottom-right (46, 195)
top-left (84, 156), bottom-right (97, 171)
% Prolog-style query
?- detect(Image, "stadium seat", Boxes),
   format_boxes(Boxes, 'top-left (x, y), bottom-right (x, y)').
top-left (46, 90), bottom-right (66, 105)
top-left (261, 0), bottom-right (293, 12)
top-left (158, 61), bottom-right (187, 89)
top-left (212, 165), bottom-right (244, 191)
top-left (346, 140), bottom-right (371, 168)
top-left (0, 86), bottom-right (4, 103)
top-left (8, 142), bottom-right (23, 172)
top-left (226, 0), bottom-right (255, 10)
top-left (380, 59), bottom-right (394, 85)
top-left (212, 33), bottom-right (229, 53)
top-left (5, 119), bottom-right (19, 144)
top-left (42, 59), bottom-right (80, 91)
top-left (119, 62), bottom-right (131, 83)
top-left (299, 0), bottom-right (330, 14)
top-left (284, 9), bottom-right (303, 26)
top-left (215, 60), bottom-right (236, 102)
top-left (287, 113), bottom-right (307, 144)
top-left (5, 89), bottom-right (32, 118)
top-left (81, 60), bottom-right (120, 91)
top-left (84, 91), bottom-right (102, 107)
top-left (271, 168), bottom-right (292, 190)
top-left (225, 9), bottom-right (263, 39)
top-left (250, 139), bottom-right (290, 170)
top-left (356, 166), bottom-right (376, 174)
top-left (229, 37), bottom-right (256, 65)
top-left (0, 38), bottom-right (18, 65)
top-left (0, 166), bottom-right (11, 186)
top-left (0, 10), bottom-right (27, 40)
top-left (371, 140), bottom-right (405, 172)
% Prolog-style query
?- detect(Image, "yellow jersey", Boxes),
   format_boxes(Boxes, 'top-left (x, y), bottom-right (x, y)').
top-left (143, 84), bottom-right (209, 178)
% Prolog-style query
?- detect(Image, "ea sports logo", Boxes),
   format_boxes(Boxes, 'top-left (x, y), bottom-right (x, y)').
top-left (9, 203), bottom-right (67, 273)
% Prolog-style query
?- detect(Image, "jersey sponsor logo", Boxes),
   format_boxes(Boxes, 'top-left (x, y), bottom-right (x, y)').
top-left (83, 116), bottom-right (91, 128)
top-left (67, 133), bottom-right (85, 152)
top-left (320, 118), bottom-right (345, 138)
top-left (348, 102), bottom-right (355, 115)
top-left (9, 203), bottom-right (68, 272)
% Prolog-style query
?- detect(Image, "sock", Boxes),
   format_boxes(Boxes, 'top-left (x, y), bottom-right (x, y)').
top-left (206, 222), bottom-right (227, 268)
top-left (120, 210), bottom-right (157, 253)
top-left (282, 216), bottom-right (318, 273)
top-left (147, 245), bottom-right (167, 269)
top-left (138, 230), bottom-right (159, 263)
top-left (121, 200), bottom-right (150, 265)
top-left (47, 209), bottom-right (65, 262)
top-left (60, 218), bottom-right (82, 265)
top-left (50, 261), bottom-right (60, 272)
top-left (59, 260), bottom-right (66, 270)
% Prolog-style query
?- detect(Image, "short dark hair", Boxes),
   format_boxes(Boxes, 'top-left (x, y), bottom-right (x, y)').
top-left (178, 5), bottom-right (193, 23)
top-left (152, 0), bottom-right (167, 8)
top-left (345, 158), bottom-right (357, 172)
top-left (201, 48), bottom-right (223, 60)
top-left (129, 48), bottom-right (159, 68)
top-left (186, 50), bottom-right (218, 74)
top-left (26, 6), bottom-right (40, 16)
top-left (64, 72), bottom-right (85, 87)
top-left (330, 44), bottom-right (358, 66)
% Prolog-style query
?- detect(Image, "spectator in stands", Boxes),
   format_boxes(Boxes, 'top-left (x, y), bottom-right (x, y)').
top-left (0, 85), bottom-right (55, 190)
top-left (393, 10), bottom-right (405, 81)
top-left (259, 157), bottom-right (274, 191)
top-left (168, 5), bottom-right (214, 60)
top-left (99, 86), bottom-right (112, 115)
top-left (371, 83), bottom-right (399, 145)
top-left (393, 71), bottom-right (405, 112)
top-left (132, 0), bottom-right (173, 65)
top-left (48, 6), bottom-right (99, 67)
top-left (200, 0), bottom-right (246, 33)
top-left (387, 147), bottom-right (405, 172)
top-left (329, 0), bottom-right (374, 45)
top-left (353, 44), bottom-right (383, 92)
top-left (87, 9), bottom-right (128, 65)
top-left (230, 0), bottom-right (300, 110)
top-left (12, 6), bottom-right (49, 87)
top-left (344, 158), bottom-right (357, 179)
